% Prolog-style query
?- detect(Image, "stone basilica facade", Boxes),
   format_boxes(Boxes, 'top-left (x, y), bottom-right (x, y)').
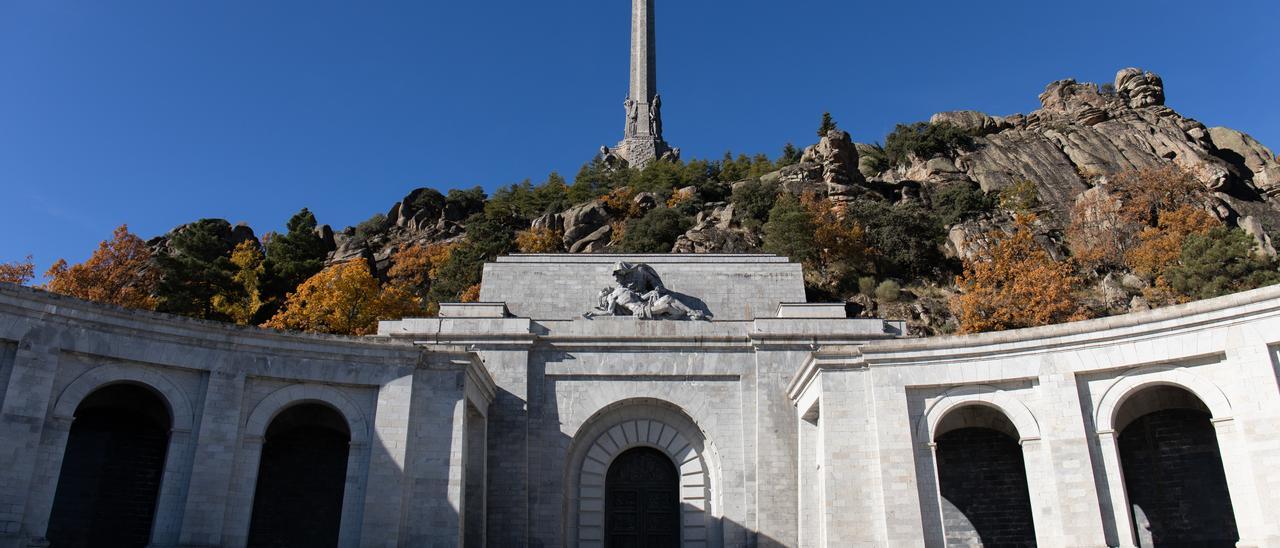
top-left (2, 254), bottom-right (1280, 547)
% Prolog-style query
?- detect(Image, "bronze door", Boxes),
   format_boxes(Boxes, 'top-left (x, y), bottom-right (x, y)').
top-left (605, 447), bottom-right (680, 548)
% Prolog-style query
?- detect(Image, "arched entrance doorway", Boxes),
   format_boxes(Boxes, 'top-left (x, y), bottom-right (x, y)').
top-left (47, 383), bottom-right (172, 548)
top-left (1116, 385), bottom-right (1238, 546)
top-left (246, 403), bottom-right (351, 547)
top-left (606, 447), bottom-right (679, 547)
top-left (933, 405), bottom-right (1037, 547)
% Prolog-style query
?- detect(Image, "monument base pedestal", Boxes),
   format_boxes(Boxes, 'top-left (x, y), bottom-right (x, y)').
top-left (616, 138), bottom-right (677, 169)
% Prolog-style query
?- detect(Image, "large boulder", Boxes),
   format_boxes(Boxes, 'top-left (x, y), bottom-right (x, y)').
top-left (561, 200), bottom-right (615, 251)
top-left (1208, 126), bottom-right (1280, 195)
top-left (1115, 67), bottom-right (1165, 108)
top-left (801, 129), bottom-right (865, 197)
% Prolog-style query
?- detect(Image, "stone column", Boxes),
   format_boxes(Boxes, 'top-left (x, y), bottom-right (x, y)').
top-left (1095, 430), bottom-right (1137, 548)
top-left (359, 374), bottom-right (415, 546)
top-left (795, 411), bottom-right (821, 548)
top-left (0, 329), bottom-right (61, 546)
top-left (150, 427), bottom-right (195, 546)
top-left (751, 348), bottom-right (808, 547)
top-left (868, 378), bottom-right (928, 546)
top-left (476, 349), bottom-right (531, 546)
top-left (1026, 365), bottom-right (1108, 546)
top-left (177, 369), bottom-right (247, 546)
top-left (399, 367), bottom-right (469, 546)
top-left (221, 436), bottom-right (265, 547)
top-left (1212, 418), bottom-right (1269, 546)
top-left (815, 367), bottom-right (886, 546)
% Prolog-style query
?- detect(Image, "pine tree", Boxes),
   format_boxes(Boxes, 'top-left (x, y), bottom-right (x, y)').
top-left (261, 209), bottom-right (328, 321)
top-left (817, 112), bottom-right (837, 137)
top-left (154, 219), bottom-right (241, 320)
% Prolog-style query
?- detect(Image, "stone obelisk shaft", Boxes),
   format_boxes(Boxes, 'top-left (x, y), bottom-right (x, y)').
top-left (613, 0), bottom-right (674, 168)
top-left (630, 0), bottom-right (657, 104)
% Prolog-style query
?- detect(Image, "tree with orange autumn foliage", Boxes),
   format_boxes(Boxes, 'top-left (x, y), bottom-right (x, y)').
top-left (801, 193), bottom-right (870, 292)
top-left (1108, 163), bottom-right (1204, 227)
top-left (211, 240), bottom-right (265, 324)
top-left (0, 256), bottom-right (35, 285)
top-left (264, 260), bottom-right (423, 336)
top-left (952, 215), bottom-right (1090, 334)
top-left (1125, 205), bottom-right (1220, 279)
top-left (514, 227), bottom-right (563, 253)
top-left (1067, 164), bottom-right (1207, 272)
top-left (1066, 188), bottom-right (1131, 270)
top-left (44, 225), bottom-right (159, 309)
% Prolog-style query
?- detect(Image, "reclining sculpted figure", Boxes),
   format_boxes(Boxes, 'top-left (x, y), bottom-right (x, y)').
top-left (585, 285), bottom-right (706, 321)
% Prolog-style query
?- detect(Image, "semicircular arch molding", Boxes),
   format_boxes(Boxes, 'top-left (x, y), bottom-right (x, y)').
top-left (565, 398), bottom-right (722, 548)
top-left (54, 364), bottom-right (195, 432)
top-left (1094, 365), bottom-right (1232, 433)
top-left (916, 384), bottom-right (1042, 444)
top-left (244, 384), bottom-right (369, 444)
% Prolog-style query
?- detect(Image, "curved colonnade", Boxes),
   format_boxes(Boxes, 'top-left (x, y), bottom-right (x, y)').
top-left (0, 278), bottom-right (1278, 546)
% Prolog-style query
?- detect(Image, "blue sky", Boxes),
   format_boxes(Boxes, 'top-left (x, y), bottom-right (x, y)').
top-left (2, 0), bottom-right (1277, 269)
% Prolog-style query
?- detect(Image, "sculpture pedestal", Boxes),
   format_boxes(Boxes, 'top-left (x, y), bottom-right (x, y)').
top-left (616, 138), bottom-right (676, 169)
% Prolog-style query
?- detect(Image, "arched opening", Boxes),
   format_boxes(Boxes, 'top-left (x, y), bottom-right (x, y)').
top-left (247, 403), bottom-right (351, 548)
top-left (1116, 385), bottom-right (1238, 546)
top-left (934, 404), bottom-right (1037, 547)
top-left (47, 383), bottom-right (172, 548)
top-left (605, 446), bottom-right (679, 548)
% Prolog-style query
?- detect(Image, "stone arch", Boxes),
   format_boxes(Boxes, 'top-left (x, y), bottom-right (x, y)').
top-left (916, 384), bottom-right (1041, 444)
top-left (565, 398), bottom-right (721, 548)
top-left (1094, 365), bottom-right (1232, 433)
top-left (244, 384), bottom-right (369, 444)
top-left (227, 383), bottom-right (371, 547)
top-left (915, 385), bottom-right (1042, 546)
top-left (53, 363), bottom-right (195, 432)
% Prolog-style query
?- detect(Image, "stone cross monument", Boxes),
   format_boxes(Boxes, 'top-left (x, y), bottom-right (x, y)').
top-left (608, 0), bottom-right (677, 169)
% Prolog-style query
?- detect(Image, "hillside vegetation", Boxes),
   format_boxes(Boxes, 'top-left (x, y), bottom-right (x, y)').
top-left (5, 67), bottom-right (1279, 336)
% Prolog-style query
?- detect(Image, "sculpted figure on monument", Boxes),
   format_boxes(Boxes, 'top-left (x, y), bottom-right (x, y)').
top-left (650, 95), bottom-right (663, 137)
top-left (583, 262), bottom-right (707, 320)
top-left (600, 145), bottom-right (626, 170)
top-left (625, 98), bottom-right (639, 136)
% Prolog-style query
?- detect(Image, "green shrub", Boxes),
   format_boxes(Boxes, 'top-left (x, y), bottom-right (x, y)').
top-left (883, 122), bottom-right (976, 166)
top-left (861, 144), bottom-right (891, 176)
top-left (351, 214), bottom-right (387, 244)
top-left (998, 179), bottom-right (1041, 214)
top-left (858, 276), bottom-right (877, 296)
top-left (731, 180), bottom-right (779, 228)
top-left (427, 213), bottom-right (518, 304)
top-left (845, 201), bottom-right (948, 279)
top-left (762, 194), bottom-right (818, 266)
top-left (1164, 227), bottom-right (1280, 300)
top-left (875, 280), bottom-right (902, 302)
top-left (619, 208), bottom-right (693, 253)
top-left (931, 184), bottom-right (995, 228)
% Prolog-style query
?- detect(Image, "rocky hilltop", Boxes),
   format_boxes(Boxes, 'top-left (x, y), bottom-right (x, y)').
top-left (326, 68), bottom-right (1276, 265)
top-left (150, 67), bottom-right (1280, 333)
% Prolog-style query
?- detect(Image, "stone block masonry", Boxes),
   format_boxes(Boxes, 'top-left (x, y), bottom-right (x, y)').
top-left (2, 253), bottom-right (1280, 547)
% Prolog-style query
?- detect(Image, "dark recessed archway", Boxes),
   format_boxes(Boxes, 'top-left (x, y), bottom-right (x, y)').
top-left (605, 446), bottom-right (679, 548)
top-left (935, 405), bottom-right (1037, 547)
top-left (1117, 385), bottom-right (1238, 546)
top-left (246, 403), bottom-right (351, 548)
top-left (47, 383), bottom-right (173, 548)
